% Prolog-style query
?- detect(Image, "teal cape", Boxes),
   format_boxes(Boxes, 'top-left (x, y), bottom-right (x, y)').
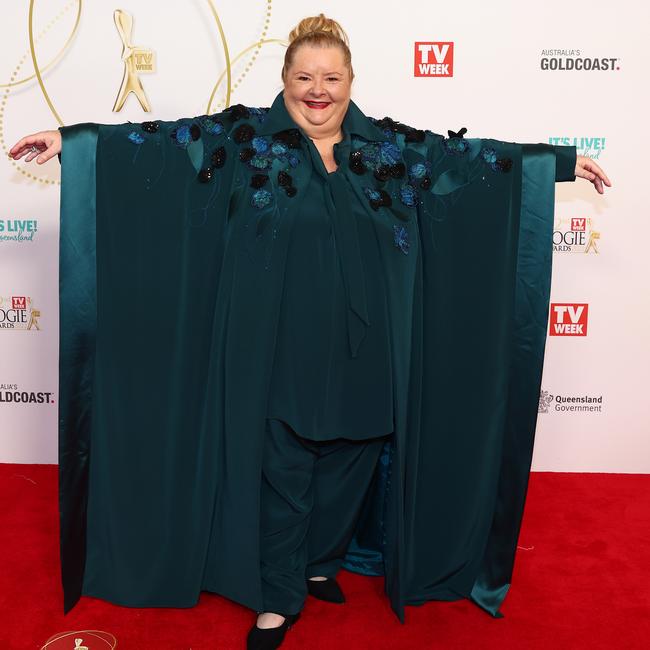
top-left (58, 90), bottom-right (576, 621)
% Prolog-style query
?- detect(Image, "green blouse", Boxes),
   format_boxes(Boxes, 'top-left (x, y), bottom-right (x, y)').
top-left (267, 127), bottom-right (394, 440)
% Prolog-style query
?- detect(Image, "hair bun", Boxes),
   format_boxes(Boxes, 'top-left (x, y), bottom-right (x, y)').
top-left (288, 13), bottom-right (349, 45)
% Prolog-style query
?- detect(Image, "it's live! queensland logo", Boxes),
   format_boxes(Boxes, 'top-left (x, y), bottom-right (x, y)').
top-left (0, 217), bottom-right (39, 243)
top-left (414, 42), bottom-right (454, 77)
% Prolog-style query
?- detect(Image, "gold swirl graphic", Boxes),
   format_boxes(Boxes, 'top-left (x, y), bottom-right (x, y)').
top-left (205, 0), bottom-right (232, 111)
top-left (0, 2), bottom-right (81, 88)
top-left (28, 0), bottom-right (76, 126)
top-left (207, 38), bottom-right (287, 113)
top-left (206, 0), bottom-right (286, 113)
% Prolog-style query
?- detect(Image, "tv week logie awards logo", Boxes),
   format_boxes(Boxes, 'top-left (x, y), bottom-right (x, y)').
top-left (553, 217), bottom-right (600, 254)
top-left (414, 42), bottom-right (454, 77)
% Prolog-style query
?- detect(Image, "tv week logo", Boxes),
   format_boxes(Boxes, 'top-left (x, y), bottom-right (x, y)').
top-left (549, 303), bottom-right (588, 336)
top-left (414, 42), bottom-right (454, 77)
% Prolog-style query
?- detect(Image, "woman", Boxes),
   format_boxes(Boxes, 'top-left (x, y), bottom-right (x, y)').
top-left (10, 13), bottom-right (611, 650)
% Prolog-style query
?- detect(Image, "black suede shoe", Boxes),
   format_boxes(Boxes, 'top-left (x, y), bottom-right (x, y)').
top-left (247, 612), bottom-right (300, 650)
top-left (306, 577), bottom-right (346, 603)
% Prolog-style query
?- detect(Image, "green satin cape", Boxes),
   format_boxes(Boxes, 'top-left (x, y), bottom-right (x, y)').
top-left (58, 93), bottom-right (575, 622)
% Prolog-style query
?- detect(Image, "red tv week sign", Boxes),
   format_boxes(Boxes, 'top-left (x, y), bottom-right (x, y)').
top-left (414, 42), bottom-right (454, 77)
top-left (549, 303), bottom-right (589, 336)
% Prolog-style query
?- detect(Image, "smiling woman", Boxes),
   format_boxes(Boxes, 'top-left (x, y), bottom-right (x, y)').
top-left (7, 10), bottom-right (612, 650)
top-left (280, 15), bottom-right (357, 174)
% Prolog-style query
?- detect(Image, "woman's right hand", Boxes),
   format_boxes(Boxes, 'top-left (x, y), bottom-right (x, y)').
top-left (8, 130), bottom-right (61, 164)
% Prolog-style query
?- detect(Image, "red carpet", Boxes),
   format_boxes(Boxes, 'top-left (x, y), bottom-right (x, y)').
top-left (1, 466), bottom-right (648, 649)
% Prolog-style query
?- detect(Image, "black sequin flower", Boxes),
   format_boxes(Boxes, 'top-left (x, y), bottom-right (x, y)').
top-left (349, 150), bottom-right (367, 175)
top-left (495, 158), bottom-right (513, 172)
top-left (404, 128), bottom-right (425, 143)
top-left (197, 167), bottom-right (214, 183)
top-left (141, 121), bottom-right (159, 133)
top-left (234, 124), bottom-right (255, 144)
top-left (250, 174), bottom-right (269, 189)
top-left (211, 146), bottom-right (227, 168)
top-left (226, 104), bottom-right (251, 121)
top-left (373, 165), bottom-right (390, 182)
top-left (273, 128), bottom-right (302, 149)
top-left (239, 147), bottom-right (255, 163)
top-left (277, 171), bottom-right (292, 187)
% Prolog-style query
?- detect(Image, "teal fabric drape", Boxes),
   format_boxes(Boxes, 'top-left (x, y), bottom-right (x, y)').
top-left (57, 92), bottom-right (575, 620)
top-left (58, 123), bottom-right (98, 614)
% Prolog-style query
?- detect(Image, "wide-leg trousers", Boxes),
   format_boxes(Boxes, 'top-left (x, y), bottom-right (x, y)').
top-left (259, 417), bottom-right (389, 615)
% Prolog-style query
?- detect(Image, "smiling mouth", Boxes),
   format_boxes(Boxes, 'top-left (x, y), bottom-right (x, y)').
top-left (303, 100), bottom-right (331, 109)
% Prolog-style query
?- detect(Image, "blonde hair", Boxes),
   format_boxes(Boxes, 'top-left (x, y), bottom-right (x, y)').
top-left (281, 14), bottom-right (354, 82)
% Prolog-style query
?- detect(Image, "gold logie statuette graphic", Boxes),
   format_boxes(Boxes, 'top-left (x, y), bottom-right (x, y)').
top-left (112, 9), bottom-right (155, 112)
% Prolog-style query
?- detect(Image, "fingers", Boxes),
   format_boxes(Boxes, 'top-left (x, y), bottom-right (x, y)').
top-left (582, 158), bottom-right (612, 187)
top-left (25, 144), bottom-right (47, 163)
top-left (35, 145), bottom-right (58, 164)
top-left (8, 133), bottom-right (44, 158)
top-left (578, 156), bottom-right (612, 187)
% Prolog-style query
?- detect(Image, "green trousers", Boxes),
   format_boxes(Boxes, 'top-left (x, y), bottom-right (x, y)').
top-left (259, 418), bottom-right (389, 615)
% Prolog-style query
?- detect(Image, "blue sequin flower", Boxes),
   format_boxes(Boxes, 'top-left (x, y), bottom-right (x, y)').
top-left (358, 141), bottom-right (403, 172)
top-left (251, 189), bottom-right (273, 209)
top-left (252, 136), bottom-right (269, 154)
top-left (443, 138), bottom-right (469, 155)
top-left (128, 131), bottom-right (145, 145)
top-left (364, 187), bottom-right (382, 202)
top-left (248, 106), bottom-right (268, 123)
top-left (199, 116), bottom-right (224, 135)
top-left (479, 147), bottom-right (513, 173)
top-left (399, 183), bottom-right (418, 207)
top-left (481, 147), bottom-right (498, 164)
top-left (249, 155), bottom-right (271, 170)
top-left (393, 224), bottom-right (409, 254)
top-left (409, 162), bottom-right (429, 179)
top-left (379, 142), bottom-right (401, 166)
top-left (271, 141), bottom-right (288, 156)
top-left (171, 125), bottom-right (192, 148)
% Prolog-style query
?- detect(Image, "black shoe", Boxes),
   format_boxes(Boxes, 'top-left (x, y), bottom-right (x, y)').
top-left (247, 612), bottom-right (300, 650)
top-left (306, 577), bottom-right (346, 603)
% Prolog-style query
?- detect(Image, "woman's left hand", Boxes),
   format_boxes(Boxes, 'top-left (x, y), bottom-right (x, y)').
top-left (575, 155), bottom-right (612, 194)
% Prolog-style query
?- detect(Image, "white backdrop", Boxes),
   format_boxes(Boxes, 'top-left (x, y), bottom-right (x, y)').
top-left (1, 0), bottom-right (648, 471)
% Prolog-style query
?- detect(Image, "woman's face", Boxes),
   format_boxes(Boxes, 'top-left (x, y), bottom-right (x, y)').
top-left (283, 44), bottom-right (352, 138)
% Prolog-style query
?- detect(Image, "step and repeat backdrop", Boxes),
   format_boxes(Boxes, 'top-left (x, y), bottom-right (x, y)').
top-left (1, 1), bottom-right (647, 470)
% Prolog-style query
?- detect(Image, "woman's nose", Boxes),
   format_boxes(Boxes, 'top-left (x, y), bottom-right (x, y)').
top-left (310, 80), bottom-right (325, 96)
